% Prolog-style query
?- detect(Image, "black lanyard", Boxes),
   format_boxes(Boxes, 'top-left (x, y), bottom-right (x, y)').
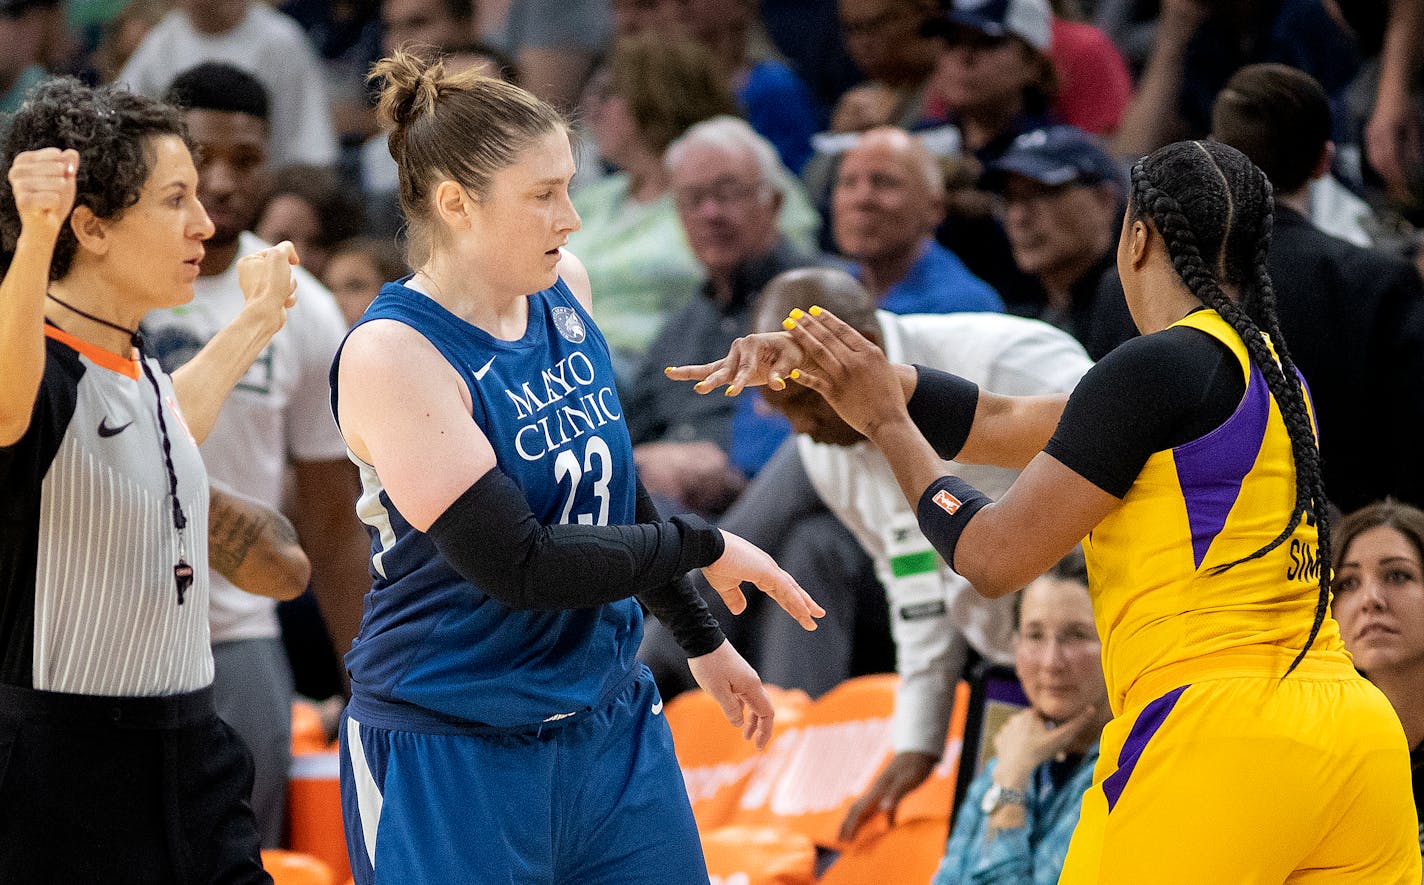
top-left (48, 293), bottom-right (193, 604)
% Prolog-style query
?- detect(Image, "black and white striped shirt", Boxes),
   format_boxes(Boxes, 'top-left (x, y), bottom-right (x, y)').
top-left (0, 326), bottom-right (211, 696)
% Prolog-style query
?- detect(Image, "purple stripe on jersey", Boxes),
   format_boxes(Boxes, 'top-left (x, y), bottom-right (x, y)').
top-left (1173, 362), bottom-right (1270, 569)
top-left (1102, 684), bottom-right (1189, 812)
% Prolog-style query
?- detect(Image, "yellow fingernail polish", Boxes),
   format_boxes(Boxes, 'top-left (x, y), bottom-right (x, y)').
top-left (809, 305), bottom-right (822, 316)
top-left (725, 386), bottom-right (739, 397)
top-left (790, 369), bottom-right (801, 380)
top-left (782, 318), bottom-right (796, 330)
top-left (789, 308), bottom-right (804, 320)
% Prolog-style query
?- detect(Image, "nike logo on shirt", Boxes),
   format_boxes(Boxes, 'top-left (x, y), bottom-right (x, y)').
top-left (472, 356), bottom-right (496, 381)
top-left (98, 417), bottom-right (132, 437)
top-left (651, 700), bottom-right (664, 716)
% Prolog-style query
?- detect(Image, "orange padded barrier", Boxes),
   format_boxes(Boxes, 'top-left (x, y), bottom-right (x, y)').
top-left (701, 824), bottom-right (817, 885)
top-left (260, 849), bottom-right (335, 885)
top-left (288, 751), bottom-right (350, 883)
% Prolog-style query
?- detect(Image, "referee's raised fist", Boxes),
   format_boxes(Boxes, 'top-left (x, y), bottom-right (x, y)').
top-left (8, 148), bottom-right (79, 240)
top-left (237, 240), bottom-right (301, 332)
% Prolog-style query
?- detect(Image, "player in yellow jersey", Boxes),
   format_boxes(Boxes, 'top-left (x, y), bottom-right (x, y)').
top-left (670, 139), bottom-right (1421, 882)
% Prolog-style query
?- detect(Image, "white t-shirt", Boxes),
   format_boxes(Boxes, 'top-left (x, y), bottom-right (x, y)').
top-left (142, 231), bottom-right (350, 642)
top-left (117, 5), bottom-right (338, 169)
top-left (798, 311), bottom-right (1092, 755)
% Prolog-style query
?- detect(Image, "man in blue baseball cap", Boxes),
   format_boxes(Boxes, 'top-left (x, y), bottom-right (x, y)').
top-left (988, 125), bottom-right (1132, 358)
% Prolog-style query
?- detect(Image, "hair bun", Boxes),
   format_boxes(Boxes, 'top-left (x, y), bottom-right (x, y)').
top-left (370, 49), bottom-right (444, 136)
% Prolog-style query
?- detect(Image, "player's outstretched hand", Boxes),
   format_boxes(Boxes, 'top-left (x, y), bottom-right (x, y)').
top-left (687, 640), bottom-right (775, 749)
top-left (664, 330), bottom-right (805, 397)
top-left (838, 750), bottom-right (939, 842)
top-left (8, 148), bottom-right (78, 244)
top-left (782, 306), bottom-right (908, 440)
top-left (702, 530), bottom-right (824, 631)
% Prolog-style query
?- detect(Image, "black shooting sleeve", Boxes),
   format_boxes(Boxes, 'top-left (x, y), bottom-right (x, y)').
top-left (426, 467), bottom-right (725, 611)
top-left (632, 479), bottom-right (726, 658)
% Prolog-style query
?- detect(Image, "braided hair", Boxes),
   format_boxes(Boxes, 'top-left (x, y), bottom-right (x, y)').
top-left (1129, 140), bottom-right (1330, 676)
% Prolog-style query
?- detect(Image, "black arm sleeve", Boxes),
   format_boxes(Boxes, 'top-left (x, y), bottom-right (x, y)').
top-left (632, 479), bottom-right (726, 658)
top-left (426, 468), bottom-right (726, 611)
top-left (905, 366), bottom-right (980, 461)
top-left (1042, 325), bottom-right (1244, 498)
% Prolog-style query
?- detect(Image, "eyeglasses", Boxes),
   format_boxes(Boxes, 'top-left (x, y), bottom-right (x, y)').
top-left (673, 178), bottom-right (768, 211)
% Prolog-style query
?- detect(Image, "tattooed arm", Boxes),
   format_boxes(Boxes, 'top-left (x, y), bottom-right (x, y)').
top-left (208, 482), bottom-right (312, 601)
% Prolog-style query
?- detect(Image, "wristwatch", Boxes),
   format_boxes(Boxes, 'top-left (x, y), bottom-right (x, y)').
top-left (980, 782), bottom-right (1029, 815)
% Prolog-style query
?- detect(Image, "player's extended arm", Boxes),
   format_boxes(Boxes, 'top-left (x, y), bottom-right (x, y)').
top-left (785, 308), bottom-right (1117, 598)
top-left (666, 324), bottom-right (1069, 470)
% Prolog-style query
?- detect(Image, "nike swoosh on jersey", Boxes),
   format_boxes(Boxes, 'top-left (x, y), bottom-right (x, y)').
top-left (98, 417), bottom-right (133, 437)
top-left (651, 700), bottom-right (664, 716)
top-left (472, 356), bottom-right (496, 381)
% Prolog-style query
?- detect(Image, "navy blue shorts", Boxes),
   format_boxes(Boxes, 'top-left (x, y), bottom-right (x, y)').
top-left (339, 666), bottom-right (708, 884)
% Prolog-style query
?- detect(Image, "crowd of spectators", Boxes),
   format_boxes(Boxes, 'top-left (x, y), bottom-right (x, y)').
top-left (3, 0), bottom-right (1422, 870)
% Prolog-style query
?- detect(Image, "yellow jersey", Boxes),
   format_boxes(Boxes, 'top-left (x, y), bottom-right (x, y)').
top-left (1082, 309), bottom-right (1345, 714)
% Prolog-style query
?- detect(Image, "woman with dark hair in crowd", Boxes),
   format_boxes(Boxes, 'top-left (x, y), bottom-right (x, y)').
top-left (255, 163), bottom-right (365, 280)
top-left (674, 139), bottom-right (1420, 881)
top-left (321, 235), bottom-right (408, 326)
top-left (331, 50), bottom-right (822, 883)
top-left (0, 77), bottom-right (298, 882)
top-left (1333, 500), bottom-right (1424, 872)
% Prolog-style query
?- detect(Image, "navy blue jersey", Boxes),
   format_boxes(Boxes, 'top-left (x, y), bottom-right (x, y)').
top-left (330, 277), bottom-right (642, 730)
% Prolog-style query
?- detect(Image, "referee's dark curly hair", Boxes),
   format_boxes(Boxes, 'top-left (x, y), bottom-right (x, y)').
top-left (0, 77), bottom-right (187, 280)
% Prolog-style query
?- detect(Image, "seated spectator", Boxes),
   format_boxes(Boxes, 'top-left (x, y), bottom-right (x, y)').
top-left (0, 0), bottom-right (51, 114)
top-left (1331, 500), bottom-right (1424, 869)
top-left (917, 0), bottom-right (1062, 309)
top-left (919, 0), bottom-right (1055, 163)
top-left (797, 0), bottom-right (939, 220)
top-left (1047, 11), bottom-right (1132, 136)
top-left (932, 549), bottom-right (1110, 885)
top-left (380, 0), bottom-right (473, 56)
top-left (322, 235), bottom-right (408, 326)
top-left (570, 33), bottom-right (820, 375)
top-left (117, 0), bottom-right (338, 168)
top-left (255, 164), bottom-right (365, 280)
top-left (92, 0), bottom-right (172, 84)
top-left (491, 0), bottom-right (611, 112)
top-left (679, 0), bottom-right (824, 174)
top-left (834, 126), bottom-right (1003, 314)
top-left (988, 125), bottom-right (1132, 358)
top-left (626, 117), bottom-right (838, 516)
top-left (836, 0), bottom-right (940, 130)
top-left (359, 0), bottom-right (487, 231)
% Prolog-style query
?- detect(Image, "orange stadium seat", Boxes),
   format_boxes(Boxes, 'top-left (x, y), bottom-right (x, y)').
top-left (260, 849), bottom-right (334, 885)
top-left (816, 818), bottom-right (951, 885)
top-left (688, 675), bottom-right (969, 883)
top-left (666, 684), bottom-right (812, 831)
top-left (290, 700), bottom-right (330, 756)
top-left (727, 674), bottom-right (966, 847)
top-left (701, 824), bottom-right (816, 885)
top-left (288, 750), bottom-right (351, 883)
